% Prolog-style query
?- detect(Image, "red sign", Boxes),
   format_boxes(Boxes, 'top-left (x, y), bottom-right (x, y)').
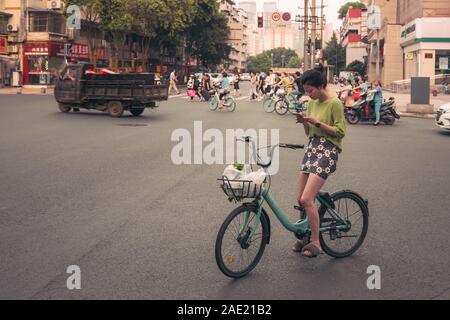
top-left (24, 42), bottom-right (49, 56)
top-left (282, 12), bottom-right (291, 22)
top-left (348, 8), bottom-right (362, 18)
top-left (272, 12), bottom-right (281, 22)
top-left (0, 37), bottom-right (7, 54)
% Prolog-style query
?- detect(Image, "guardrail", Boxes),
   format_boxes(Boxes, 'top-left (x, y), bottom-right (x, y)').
top-left (385, 74), bottom-right (450, 93)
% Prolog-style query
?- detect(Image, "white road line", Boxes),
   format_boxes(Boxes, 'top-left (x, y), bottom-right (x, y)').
top-left (168, 94), bottom-right (183, 99)
top-left (236, 96), bottom-right (249, 101)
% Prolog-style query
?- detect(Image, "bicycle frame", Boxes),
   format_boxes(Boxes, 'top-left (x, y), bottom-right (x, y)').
top-left (242, 188), bottom-right (350, 240)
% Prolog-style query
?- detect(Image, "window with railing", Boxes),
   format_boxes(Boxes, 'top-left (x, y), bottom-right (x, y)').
top-left (29, 13), bottom-right (65, 34)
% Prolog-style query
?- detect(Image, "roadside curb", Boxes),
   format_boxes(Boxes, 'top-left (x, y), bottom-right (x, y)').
top-left (398, 112), bottom-right (435, 119)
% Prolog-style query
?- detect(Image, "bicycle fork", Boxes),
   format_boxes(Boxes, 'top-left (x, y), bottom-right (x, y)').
top-left (237, 201), bottom-right (265, 248)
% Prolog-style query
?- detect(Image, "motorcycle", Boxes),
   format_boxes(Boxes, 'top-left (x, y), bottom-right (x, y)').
top-left (345, 91), bottom-right (401, 125)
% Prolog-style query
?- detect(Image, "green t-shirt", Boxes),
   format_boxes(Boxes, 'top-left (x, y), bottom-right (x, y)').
top-left (306, 97), bottom-right (346, 152)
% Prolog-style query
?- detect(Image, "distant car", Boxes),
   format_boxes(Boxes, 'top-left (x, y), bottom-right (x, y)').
top-left (436, 103), bottom-right (450, 130)
top-left (241, 73), bottom-right (251, 81)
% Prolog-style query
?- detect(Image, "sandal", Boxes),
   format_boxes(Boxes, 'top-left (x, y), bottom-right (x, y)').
top-left (292, 238), bottom-right (310, 252)
top-left (301, 243), bottom-right (323, 258)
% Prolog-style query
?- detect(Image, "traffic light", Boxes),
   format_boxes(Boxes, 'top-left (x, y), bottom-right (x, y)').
top-left (65, 43), bottom-right (73, 56)
top-left (257, 12), bottom-right (264, 28)
top-left (315, 39), bottom-right (322, 50)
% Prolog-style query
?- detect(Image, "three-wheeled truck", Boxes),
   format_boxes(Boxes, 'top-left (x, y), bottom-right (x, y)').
top-left (54, 63), bottom-right (168, 117)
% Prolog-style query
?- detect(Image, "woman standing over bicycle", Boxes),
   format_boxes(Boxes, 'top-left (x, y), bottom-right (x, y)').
top-left (293, 70), bottom-right (346, 258)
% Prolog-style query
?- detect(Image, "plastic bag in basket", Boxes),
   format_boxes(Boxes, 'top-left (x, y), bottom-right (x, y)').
top-left (240, 169), bottom-right (267, 197)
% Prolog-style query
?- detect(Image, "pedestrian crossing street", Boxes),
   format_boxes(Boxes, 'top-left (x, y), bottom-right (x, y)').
top-left (168, 93), bottom-right (251, 101)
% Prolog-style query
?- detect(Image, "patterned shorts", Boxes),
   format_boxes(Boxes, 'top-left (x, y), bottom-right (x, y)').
top-left (300, 137), bottom-right (339, 180)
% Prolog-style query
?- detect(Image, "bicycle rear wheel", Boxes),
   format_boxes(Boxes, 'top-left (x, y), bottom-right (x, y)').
top-left (215, 205), bottom-right (269, 278)
top-left (319, 191), bottom-right (369, 258)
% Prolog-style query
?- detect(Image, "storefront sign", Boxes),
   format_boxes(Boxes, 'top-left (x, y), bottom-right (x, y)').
top-left (56, 43), bottom-right (89, 59)
top-left (405, 52), bottom-right (414, 60)
top-left (439, 57), bottom-right (449, 70)
top-left (25, 42), bottom-right (49, 56)
top-left (0, 36), bottom-right (7, 54)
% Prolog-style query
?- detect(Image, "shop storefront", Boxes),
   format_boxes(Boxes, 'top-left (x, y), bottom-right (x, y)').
top-left (23, 41), bottom-right (66, 85)
top-left (401, 18), bottom-right (450, 81)
top-left (23, 41), bottom-right (108, 85)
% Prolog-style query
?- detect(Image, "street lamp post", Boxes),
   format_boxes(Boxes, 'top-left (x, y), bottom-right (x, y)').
top-left (271, 53), bottom-right (274, 67)
top-left (281, 54), bottom-right (285, 68)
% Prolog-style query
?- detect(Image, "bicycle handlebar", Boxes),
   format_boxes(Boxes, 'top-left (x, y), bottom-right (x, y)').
top-left (237, 137), bottom-right (304, 168)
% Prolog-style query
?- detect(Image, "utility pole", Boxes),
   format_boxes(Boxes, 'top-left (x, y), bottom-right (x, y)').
top-left (304, 0), bottom-right (309, 70)
top-left (320, 0), bottom-right (324, 60)
top-left (311, 0), bottom-right (316, 68)
top-left (376, 29), bottom-right (380, 80)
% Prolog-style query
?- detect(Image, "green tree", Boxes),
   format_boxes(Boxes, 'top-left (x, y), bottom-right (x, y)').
top-left (287, 56), bottom-right (302, 69)
top-left (323, 33), bottom-right (346, 76)
top-left (185, 0), bottom-right (231, 69)
top-left (338, 1), bottom-right (366, 19)
top-left (264, 48), bottom-right (298, 68)
top-left (346, 60), bottom-right (367, 76)
top-left (246, 55), bottom-right (272, 73)
top-left (98, 0), bottom-right (134, 68)
top-left (127, 0), bottom-right (193, 71)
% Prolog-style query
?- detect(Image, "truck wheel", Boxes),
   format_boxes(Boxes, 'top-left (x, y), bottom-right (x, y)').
top-left (108, 101), bottom-right (124, 117)
top-left (58, 103), bottom-right (72, 113)
top-left (130, 108), bottom-right (145, 117)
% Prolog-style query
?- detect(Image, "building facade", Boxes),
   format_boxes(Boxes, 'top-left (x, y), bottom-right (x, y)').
top-left (340, 7), bottom-right (369, 66)
top-left (219, 0), bottom-right (248, 71)
top-left (367, 0), bottom-right (404, 85)
top-left (0, 0), bottom-right (196, 86)
top-left (398, 0), bottom-right (450, 80)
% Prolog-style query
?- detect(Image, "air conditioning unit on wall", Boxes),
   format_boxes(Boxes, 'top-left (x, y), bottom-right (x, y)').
top-left (7, 24), bottom-right (19, 32)
top-left (47, 0), bottom-right (63, 10)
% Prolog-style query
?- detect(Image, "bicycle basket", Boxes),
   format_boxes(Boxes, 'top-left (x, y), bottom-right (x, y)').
top-left (219, 176), bottom-right (266, 202)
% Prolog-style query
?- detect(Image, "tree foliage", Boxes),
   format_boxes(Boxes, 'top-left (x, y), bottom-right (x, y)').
top-left (322, 33), bottom-right (346, 75)
top-left (64, 0), bottom-right (231, 69)
top-left (346, 60), bottom-right (367, 76)
top-left (246, 48), bottom-right (300, 72)
top-left (185, 0), bottom-right (231, 68)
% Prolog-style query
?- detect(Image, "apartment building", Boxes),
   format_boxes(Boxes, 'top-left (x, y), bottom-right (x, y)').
top-left (340, 7), bottom-right (369, 66)
top-left (218, 0), bottom-right (248, 71)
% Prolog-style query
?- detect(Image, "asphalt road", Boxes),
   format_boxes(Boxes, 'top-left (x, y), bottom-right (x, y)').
top-left (1, 85), bottom-right (449, 300)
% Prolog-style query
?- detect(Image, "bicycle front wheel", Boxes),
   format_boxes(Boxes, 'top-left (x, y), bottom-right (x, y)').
top-left (275, 99), bottom-right (289, 115)
top-left (224, 97), bottom-right (236, 112)
top-left (263, 98), bottom-right (276, 113)
top-left (215, 205), bottom-right (269, 278)
top-left (319, 191), bottom-right (369, 258)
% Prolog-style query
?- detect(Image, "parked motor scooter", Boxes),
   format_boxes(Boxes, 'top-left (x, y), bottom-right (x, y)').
top-left (345, 91), bottom-right (401, 125)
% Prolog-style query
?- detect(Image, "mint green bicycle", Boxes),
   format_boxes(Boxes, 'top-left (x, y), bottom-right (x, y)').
top-left (215, 137), bottom-right (369, 278)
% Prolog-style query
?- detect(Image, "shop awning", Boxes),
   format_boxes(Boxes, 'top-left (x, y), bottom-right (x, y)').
top-left (28, 9), bottom-right (62, 15)
top-left (0, 11), bottom-right (13, 17)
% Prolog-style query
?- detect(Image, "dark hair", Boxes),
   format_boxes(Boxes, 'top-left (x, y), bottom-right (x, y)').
top-left (301, 70), bottom-right (327, 88)
top-left (295, 71), bottom-right (301, 77)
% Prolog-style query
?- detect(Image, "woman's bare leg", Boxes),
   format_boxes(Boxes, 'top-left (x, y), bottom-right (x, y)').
top-left (292, 173), bottom-right (311, 251)
top-left (300, 174), bottom-right (327, 257)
